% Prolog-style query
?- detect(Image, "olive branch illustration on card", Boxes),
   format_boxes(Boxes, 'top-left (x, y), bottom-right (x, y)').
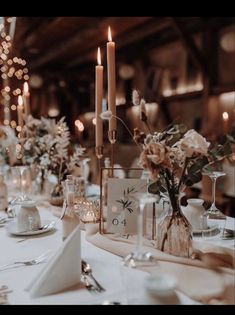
top-left (115, 185), bottom-right (138, 213)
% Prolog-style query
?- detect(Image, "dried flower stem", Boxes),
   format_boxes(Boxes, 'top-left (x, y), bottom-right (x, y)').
top-left (177, 157), bottom-right (189, 194)
top-left (58, 157), bottom-right (63, 183)
top-left (112, 115), bottom-right (142, 148)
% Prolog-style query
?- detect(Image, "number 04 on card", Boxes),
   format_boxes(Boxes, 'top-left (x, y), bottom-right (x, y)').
top-left (106, 178), bottom-right (147, 234)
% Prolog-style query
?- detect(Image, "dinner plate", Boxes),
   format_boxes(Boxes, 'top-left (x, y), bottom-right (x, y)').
top-left (6, 220), bottom-right (55, 236)
top-left (0, 218), bottom-right (13, 227)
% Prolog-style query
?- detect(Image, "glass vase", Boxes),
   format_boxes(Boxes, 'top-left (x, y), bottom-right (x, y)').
top-left (157, 197), bottom-right (193, 258)
top-left (49, 182), bottom-right (64, 206)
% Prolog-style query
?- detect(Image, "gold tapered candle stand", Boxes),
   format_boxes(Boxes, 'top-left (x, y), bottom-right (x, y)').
top-left (96, 146), bottom-right (104, 159)
top-left (96, 145), bottom-right (104, 171)
top-left (96, 146), bottom-right (104, 234)
top-left (108, 130), bottom-right (117, 177)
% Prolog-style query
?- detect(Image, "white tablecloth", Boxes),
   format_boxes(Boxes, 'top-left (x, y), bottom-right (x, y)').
top-left (0, 203), bottom-right (234, 305)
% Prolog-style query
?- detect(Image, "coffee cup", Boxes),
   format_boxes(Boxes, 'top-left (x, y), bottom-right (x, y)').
top-left (17, 200), bottom-right (41, 232)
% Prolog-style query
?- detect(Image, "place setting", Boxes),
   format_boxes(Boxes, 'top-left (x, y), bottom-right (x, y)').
top-left (2, 198), bottom-right (56, 238)
top-left (0, 16), bottom-right (235, 306)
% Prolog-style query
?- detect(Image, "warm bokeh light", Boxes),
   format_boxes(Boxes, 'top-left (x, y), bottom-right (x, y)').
top-left (222, 111), bottom-right (229, 121)
top-left (3, 119), bottom-right (9, 125)
top-left (75, 120), bottom-right (84, 132)
top-left (48, 108), bottom-right (60, 117)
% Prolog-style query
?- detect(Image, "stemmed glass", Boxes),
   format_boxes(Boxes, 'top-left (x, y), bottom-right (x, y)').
top-left (11, 166), bottom-right (31, 204)
top-left (202, 171), bottom-right (227, 237)
top-left (122, 193), bottom-right (157, 268)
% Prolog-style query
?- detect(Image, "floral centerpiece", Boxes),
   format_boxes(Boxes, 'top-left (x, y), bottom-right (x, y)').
top-left (23, 116), bottom-right (85, 201)
top-left (132, 90), bottom-right (235, 258)
top-left (0, 125), bottom-right (17, 167)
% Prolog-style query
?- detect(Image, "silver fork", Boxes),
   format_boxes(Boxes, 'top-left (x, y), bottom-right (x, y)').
top-left (0, 252), bottom-right (49, 271)
top-left (81, 275), bottom-right (100, 295)
top-left (82, 260), bottom-right (106, 292)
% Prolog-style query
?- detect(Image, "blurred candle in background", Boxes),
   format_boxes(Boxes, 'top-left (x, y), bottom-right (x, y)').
top-left (23, 82), bottom-right (30, 117)
top-left (222, 111), bottom-right (229, 134)
top-left (95, 47), bottom-right (103, 147)
top-left (107, 26), bottom-right (117, 131)
top-left (17, 95), bottom-right (24, 128)
top-left (140, 99), bottom-right (147, 120)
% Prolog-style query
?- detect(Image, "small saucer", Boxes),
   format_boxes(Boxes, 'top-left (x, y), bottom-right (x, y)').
top-left (6, 220), bottom-right (55, 236)
top-left (193, 225), bottom-right (219, 236)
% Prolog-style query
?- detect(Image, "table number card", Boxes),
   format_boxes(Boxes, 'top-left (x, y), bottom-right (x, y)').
top-left (107, 178), bottom-right (147, 234)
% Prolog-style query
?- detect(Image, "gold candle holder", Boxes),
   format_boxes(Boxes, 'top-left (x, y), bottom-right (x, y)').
top-left (96, 145), bottom-right (104, 160)
top-left (108, 130), bottom-right (117, 144)
top-left (96, 145), bottom-right (104, 177)
top-left (108, 130), bottom-right (117, 174)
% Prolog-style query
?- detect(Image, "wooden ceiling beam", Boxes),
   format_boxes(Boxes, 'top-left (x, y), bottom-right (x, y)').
top-left (170, 17), bottom-right (208, 77)
top-left (24, 17), bottom-right (66, 48)
top-left (67, 18), bottom-right (170, 68)
top-left (12, 17), bottom-right (54, 55)
top-left (28, 17), bottom-right (124, 69)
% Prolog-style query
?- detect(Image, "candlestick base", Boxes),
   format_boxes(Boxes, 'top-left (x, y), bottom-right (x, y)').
top-left (108, 130), bottom-right (117, 144)
top-left (96, 146), bottom-right (104, 160)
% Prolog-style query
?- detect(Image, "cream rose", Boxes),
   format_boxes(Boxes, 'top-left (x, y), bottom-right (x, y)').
top-left (146, 142), bottom-right (166, 165)
top-left (175, 129), bottom-right (210, 157)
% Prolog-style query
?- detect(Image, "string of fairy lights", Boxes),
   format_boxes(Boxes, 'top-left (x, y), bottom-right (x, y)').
top-left (0, 17), bottom-right (29, 133)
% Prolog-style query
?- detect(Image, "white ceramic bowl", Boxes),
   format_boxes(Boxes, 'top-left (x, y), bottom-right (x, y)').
top-left (144, 274), bottom-right (177, 297)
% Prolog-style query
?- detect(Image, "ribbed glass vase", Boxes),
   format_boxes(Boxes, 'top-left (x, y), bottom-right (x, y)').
top-left (157, 197), bottom-right (193, 258)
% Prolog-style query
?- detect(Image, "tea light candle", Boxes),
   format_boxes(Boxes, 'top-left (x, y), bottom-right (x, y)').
top-left (107, 26), bottom-right (117, 131)
top-left (83, 211), bottom-right (95, 222)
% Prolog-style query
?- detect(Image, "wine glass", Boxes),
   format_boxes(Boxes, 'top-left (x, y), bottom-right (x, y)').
top-left (202, 171), bottom-right (227, 238)
top-left (122, 193), bottom-right (157, 268)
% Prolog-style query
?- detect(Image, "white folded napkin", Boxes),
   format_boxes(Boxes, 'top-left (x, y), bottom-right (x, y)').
top-left (28, 226), bottom-right (81, 298)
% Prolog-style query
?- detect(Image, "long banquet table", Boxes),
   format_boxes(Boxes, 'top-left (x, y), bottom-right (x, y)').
top-left (0, 195), bottom-right (234, 305)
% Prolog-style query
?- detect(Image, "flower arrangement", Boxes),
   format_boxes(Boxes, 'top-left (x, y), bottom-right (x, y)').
top-left (132, 90), bottom-right (235, 257)
top-left (132, 90), bottom-right (234, 202)
top-left (0, 125), bottom-right (17, 166)
top-left (23, 115), bottom-right (85, 183)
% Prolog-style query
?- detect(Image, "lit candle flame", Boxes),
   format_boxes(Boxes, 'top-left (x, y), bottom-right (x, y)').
top-left (108, 26), bottom-right (112, 42)
top-left (97, 47), bottom-right (101, 66)
top-left (222, 111), bottom-right (229, 121)
top-left (23, 81), bottom-right (29, 94)
top-left (18, 95), bottom-right (23, 107)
